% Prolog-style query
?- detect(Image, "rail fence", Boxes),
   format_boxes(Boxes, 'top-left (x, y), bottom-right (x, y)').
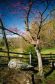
top-left (0, 50), bottom-right (55, 66)
top-left (0, 19), bottom-right (55, 67)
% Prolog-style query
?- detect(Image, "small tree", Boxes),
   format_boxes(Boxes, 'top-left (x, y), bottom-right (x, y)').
top-left (0, 0), bottom-right (55, 79)
top-left (21, 0), bottom-right (55, 78)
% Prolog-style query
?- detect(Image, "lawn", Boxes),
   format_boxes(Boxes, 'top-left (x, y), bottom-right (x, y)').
top-left (0, 47), bottom-right (55, 55)
top-left (11, 47), bottom-right (55, 54)
top-left (41, 48), bottom-right (55, 54)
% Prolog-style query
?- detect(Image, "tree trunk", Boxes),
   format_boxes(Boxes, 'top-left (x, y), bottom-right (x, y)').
top-left (35, 39), bottom-right (44, 78)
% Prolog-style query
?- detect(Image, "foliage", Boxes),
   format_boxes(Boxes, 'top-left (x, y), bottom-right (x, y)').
top-left (30, 20), bottom-right (55, 49)
top-left (24, 44), bottom-right (37, 66)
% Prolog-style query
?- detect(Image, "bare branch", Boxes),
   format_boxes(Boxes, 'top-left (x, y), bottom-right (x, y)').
top-left (37, 0), bottom-right (53, 38)
top-left (25, 0), bottom-right (33, 31)
top-left (2, 27), bottom-right (31, 44)
top-left (42, 8), bottom-right (55, 23)
top-left (37, 11), bottom-right (42, 38)
top-left (42, 14), bottom-right (49, 22)
top-left (24, 0), bottom-right (36, 41)
top-left (41, 1), bottom-right (49, 16)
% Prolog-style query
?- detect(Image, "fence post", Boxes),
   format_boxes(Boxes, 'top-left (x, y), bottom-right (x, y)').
top-left (0, 18), bottom-right (10, 61)
top-left (29, 52), bottom-right (32, 65)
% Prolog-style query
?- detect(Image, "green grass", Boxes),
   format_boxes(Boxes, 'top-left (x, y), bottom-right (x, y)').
top-left (0, 48), bottom-right (55, 55)
top-left (11, 47), bottom-right (55, 54)
top-left (0, 47), bottom-right (55, 56)
top-left (41, 48), bottom-right (55, 54)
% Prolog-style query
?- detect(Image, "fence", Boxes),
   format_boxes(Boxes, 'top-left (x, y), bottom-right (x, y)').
top-left (0, 49), bottom-right (55, 66)
top-left (0, 19), bottom-right (55, 67)
top-left (0, 19), bottom-right (28, 62)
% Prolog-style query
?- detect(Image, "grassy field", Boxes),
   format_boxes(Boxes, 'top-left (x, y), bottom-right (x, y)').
top-left (10, 47), bottom-right (55, 54)
top-left (41, 48), bottom-right (55, 54)
top-left (0, 47), bottom-right (55, 55)
top-left (12, 48), bottom-right (55, 54)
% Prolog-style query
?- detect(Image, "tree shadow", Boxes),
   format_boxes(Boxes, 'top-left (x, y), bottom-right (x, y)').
top-left (31, 73), bottom-right (35, 84)
top-left (44, 62), bottom-right (55, 78)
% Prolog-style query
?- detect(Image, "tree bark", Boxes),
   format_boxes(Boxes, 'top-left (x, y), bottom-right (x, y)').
top-left (35, 39), bottom-right (44, 78)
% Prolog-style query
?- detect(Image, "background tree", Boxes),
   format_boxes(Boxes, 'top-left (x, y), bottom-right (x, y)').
top-left (30, 20), bottom-right (55, 48)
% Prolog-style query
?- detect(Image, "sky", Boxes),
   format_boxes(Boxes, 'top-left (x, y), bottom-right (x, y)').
top-left (0, 0), bottom-right (55, 31)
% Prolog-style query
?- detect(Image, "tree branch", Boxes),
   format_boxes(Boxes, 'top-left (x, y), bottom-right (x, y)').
top-left (3, 27), bottom-right (32, 44)
top-left (25, 0), bottom-right (33, 31)
top-left (37, 0), bottom-right (52, 39)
